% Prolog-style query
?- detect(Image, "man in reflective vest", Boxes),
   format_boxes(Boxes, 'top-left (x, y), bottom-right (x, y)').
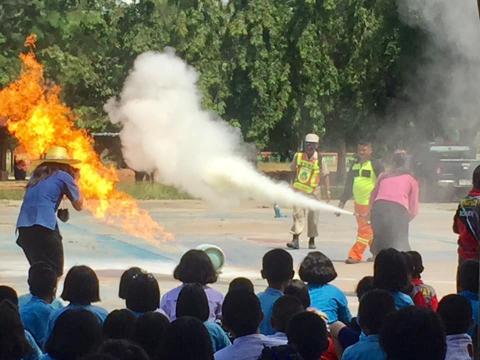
top-left (338, 141), bottom-right (383, 264)
top-left (287, 133), bottom-right (330, 250)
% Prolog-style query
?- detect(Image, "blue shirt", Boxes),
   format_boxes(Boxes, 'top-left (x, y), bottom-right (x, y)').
top-left (214, 334), bottom-right (286, 360)
top-left (204, 321), bottom-right (232, 352)
top-left (20, 296), bottom-right (57, 347)
top-left (308, 283), bottom-right (352, 324)
top-left (257, 287), bottom-right (283, 335)
top-left (19, 294), bottom-right (65, 311)
top-left (391, 291), bottom-right (414, 309)
top-left (17, 170), bottom-right (80, 230)
top-left (44, 303), bottom-right (108, 346)
top-left (24, 330), bottom-right (43, 360)
top-left (342, 334), bottom-right (386, 360)
top-left (458, 290), bottom-right (479, 337)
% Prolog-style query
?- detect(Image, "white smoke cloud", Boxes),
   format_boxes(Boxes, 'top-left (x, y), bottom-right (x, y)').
top-left (105, 50), bottom-right (349, 215)
top-left (398, 1), bottom-right (480, 140)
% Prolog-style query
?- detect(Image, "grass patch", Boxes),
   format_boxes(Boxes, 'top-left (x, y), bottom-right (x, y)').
top-left (0, 189), bottom-right (25, 200)
top-left (117, 182), bottom-right (192, 200)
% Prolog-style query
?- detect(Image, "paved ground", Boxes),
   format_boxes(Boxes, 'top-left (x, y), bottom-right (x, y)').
top-left (0, 199), bottom-right (459, 313)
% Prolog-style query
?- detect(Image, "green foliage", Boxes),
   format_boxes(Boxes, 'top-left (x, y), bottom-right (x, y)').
top-left (0, 0), bottom-right (422, 152)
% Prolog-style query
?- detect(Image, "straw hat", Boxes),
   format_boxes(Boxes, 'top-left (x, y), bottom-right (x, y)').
top-left (32, 146), bottom-right (80, 166)
top-left (305, 133), bottom-right (319, 143)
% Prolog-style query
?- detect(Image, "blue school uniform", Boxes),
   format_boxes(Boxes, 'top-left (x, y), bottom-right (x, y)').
top-left (24, 330), bottom-right (43, 360)
top-left (204, 321), bottom-right (231, 352)
top-left (19, 294), bottom-right (64, 310)
top-left (341, 333), bottom-right (386, 360)
top-left (458, 290), bottom-right (479, 337)
top-left (20, 296), bottom-right (57, 347)
top-left (257, 287), bottom-right (283, 335)
top-left (44, 303), bottom-right (108, 346)
top-left (391, 291), bottom-right (414, 309)
top-left (308, 283), bottom-right (352, 324)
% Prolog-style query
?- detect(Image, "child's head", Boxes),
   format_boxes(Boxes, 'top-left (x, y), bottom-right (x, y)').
top-left (373, 248), bottom-right (409, 292)
top-left (119, 267), bottom-right (143, 300)
top-left (473, 164), bottom-right (480, 189)
top-left (0, 286), bottom-right (18, 306)
top-left (162, 317), bottom-right (213, 360)
top-left (358, 289), bottom-right (395, 335)
top-left (261, 249), bottom-right (294, 287)
top-left (271, 295), bottom-right (304, 333)
top-left (299, 251), bottom-right (337, 285)
top-left (287, 311), bottom-right (329, 360)
top-left (98, 339), bottom-right (150, 360)
top-left (458, 260), bottom-right (479, 293)
top-left (132, 312), bottom-right (170, 358)
top-left (176, 283), bottom-right (209, 322)
top-left (28, 262), bottom-right (57, 300)
top-left (380, 307), bottom-right (446, 360)
top-left (125, 272), bottom-right (160, 313)
top-left (0, 300), bottom-right (31, 360)
top-left (355, 276), bottom-right (374, 300)
top-left (45, 309), bottom-right (103, 359)
top-left (222, 290), bottom-right (263, 337)
top-left (103, 309), bottom-right (137, 340)
top-left (61, 265), bottom-right (100, 305)
top-left (284, 279), bottom-right (311, 309)
top-left (405, 251), bottom-right (424, 279)
top-left (173, 249), bottom-right (218, 285)
top-left (228, 277), bottom-right (254, 293)
top-left (438, 294), bottom-right (472, 335)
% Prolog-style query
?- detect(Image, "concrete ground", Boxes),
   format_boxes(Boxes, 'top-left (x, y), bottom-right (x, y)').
top-left (0, 199), bottom-right (459, 314)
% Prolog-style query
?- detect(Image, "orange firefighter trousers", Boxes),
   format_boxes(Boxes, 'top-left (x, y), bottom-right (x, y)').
top-left (347, 203), bottom-right (373, 261)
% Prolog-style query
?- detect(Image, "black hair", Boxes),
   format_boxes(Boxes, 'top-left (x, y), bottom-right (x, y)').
top-left (358, 289), bottom-right (395, 335)
top-left (161, 316), bottom-right (214, 360)
top-left (125, 272), bottom-right (160, 313)
top-left (45, 309), bottom-right (103, 360)
top-left (98, 339), bottom-right (150, 360)
top-left (0, 285), bottom-right (18, 306)
top-left (473, 164), bottom-right (480, 189)
top-left (132, 312), bottom-right (170, 359)
top-left (299, 251), bottom-right (337, 285)
top-left (0, 300), bottom-right (33, 360)
top-left (176, 283), bottom-right (209, 322)
top-left (357, 140), bottom-right (372, 147)
top-left (380, 307), bottom-right (446, 360)
top-left (261, 249), bottom-right (294, 284)
top-left (286, 311), bottom-right (329, 360)
top-left (271, 295), bottom-right (304, 333)
top-left (284, 279), bottom-right (311, 309)
top-left (373, 249), bottom-right (409, 292)
top-left (173, 250), bottom-right (218, 285)
top-left (228, 277), bottom-right (254, 293)
top-left (437, 294), bottom-right (472, 335)
top-left (28, 162), bottom-right (77, 188)
top-left (355, 276), bottom-right (374, 300)
top-left (405, 251), bottom-right (424, 279)
top-left (61, 265), bottom-right (101, 305)
top-left (28, 262), bottom-right (57, 299)
top-left (119, 267), bottom-right (143, 300)
top-left (458, 260), bottom-right (479, 293)
top-left (103, 309), bottom-right (137, 340)
top-left (222, 290), bottom-right (263, 337)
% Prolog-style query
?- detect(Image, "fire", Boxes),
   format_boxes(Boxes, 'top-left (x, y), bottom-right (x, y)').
top-left (0, 35), bottom-right (173, 242)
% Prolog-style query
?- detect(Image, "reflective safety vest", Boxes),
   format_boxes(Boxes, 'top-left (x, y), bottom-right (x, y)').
top-left (352, 160), bottom-right (377, 205)
top-left (293, 152), bottom-right (320, 194)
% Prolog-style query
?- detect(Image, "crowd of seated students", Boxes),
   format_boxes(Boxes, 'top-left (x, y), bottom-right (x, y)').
top-left (0, 246), bottom-right (478, 360)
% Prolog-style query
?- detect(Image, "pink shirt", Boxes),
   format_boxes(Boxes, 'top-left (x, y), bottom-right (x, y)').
top-left (371, 173), bottom-right (419, 219)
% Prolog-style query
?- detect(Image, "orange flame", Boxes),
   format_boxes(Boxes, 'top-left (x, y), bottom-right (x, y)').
top-left (0, 35), bottom-right (173, 243)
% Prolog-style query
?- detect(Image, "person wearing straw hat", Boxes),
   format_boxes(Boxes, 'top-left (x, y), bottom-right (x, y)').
top-left (287, 133), bottom-right (330, 250)
top-left (16, 146), bottom-right (83, 277)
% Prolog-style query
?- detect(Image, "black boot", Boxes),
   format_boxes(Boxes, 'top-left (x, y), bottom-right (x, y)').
top-left (308, 237), bottom-right (316, 249)
top-left (287, 235), bottom-right (300, 250)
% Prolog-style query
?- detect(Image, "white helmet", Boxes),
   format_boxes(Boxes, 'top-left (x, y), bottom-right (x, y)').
top-left (305, 133), bottom-right (319, 143)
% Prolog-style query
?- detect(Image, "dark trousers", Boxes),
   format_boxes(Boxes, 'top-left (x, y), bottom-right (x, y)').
top-left (371, 200), bottom-right (410, 256)
top-left (17, 225), bottom-right (64, 277)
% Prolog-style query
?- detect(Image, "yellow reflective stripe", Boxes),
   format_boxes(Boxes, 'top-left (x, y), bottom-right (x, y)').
top-left (356, 236), bottom-right (370, 245)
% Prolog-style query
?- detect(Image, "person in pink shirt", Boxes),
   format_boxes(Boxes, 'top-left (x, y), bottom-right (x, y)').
top-left (369, 151), bottom-right (419, 256)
